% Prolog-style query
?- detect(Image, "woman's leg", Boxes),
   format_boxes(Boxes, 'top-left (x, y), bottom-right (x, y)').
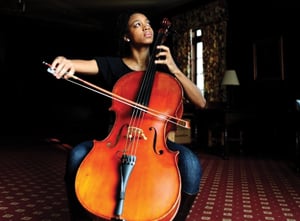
top-left (65, 140), bottom-right (94, 221)
top-left (167, 139), bottom-right (202, 221)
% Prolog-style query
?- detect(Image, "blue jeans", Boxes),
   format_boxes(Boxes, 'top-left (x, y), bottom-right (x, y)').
top-left (65, 140), bottom-right (202, 219)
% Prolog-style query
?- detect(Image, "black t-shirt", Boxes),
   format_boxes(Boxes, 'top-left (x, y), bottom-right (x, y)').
top-left (94, 56), bottom-right (133, 90)
top-left (94, 56), bottom-right (172, 90)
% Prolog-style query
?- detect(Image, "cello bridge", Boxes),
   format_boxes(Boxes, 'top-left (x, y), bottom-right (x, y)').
top-left (127, 127), bottom-right (147, 141)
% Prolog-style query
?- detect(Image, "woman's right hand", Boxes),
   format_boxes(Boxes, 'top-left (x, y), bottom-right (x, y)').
top-left (51, 56), bottom-right (76, 79)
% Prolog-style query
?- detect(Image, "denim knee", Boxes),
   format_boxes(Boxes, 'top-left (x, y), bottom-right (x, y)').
top-left (167, 140), bottom-right (202, 194)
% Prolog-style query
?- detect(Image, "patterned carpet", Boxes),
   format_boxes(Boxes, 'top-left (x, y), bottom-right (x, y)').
top-left (187, 153), bottom-right (300, 221)
top-left (0, 139), bottom-right (70, 221)
top-left (0, 138), bottom-right (300, 221)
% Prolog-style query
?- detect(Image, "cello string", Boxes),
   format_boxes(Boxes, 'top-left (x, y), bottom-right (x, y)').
top-left (126, 24), bottom-right (167, 155)
top-left (132, 18), bottom-right (168, 112)
top-left (130, 18), bottom-right (168, 126)
top-left (127, 27), bottom-right (165, 151)
top-left (127, 30), bottom-right (163, 154)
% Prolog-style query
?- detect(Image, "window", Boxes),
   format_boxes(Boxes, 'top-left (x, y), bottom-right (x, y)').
top-left (192, 28), bottom-right (204, 96)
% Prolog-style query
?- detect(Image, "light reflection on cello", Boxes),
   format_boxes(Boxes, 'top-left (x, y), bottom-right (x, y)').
top-left (47, 10), bottom-right (206, 221)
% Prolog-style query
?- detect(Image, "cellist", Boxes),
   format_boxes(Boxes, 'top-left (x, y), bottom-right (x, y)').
top-left (50, 10), bottom-right (206, 221)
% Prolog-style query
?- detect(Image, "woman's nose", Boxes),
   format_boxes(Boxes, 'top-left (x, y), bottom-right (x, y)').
top-left (143, 24), bottom-right (151, 30)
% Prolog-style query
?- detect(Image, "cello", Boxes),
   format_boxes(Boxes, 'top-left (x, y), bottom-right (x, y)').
top-left (46, 17), bottom-right (187, 221)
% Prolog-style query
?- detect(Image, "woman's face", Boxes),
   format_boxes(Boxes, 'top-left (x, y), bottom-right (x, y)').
top-left (126, 13), bottom-right (154, 46)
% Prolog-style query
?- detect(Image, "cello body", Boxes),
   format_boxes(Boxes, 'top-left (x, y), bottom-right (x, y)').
top-left (75, 71), bottom-right (183, 221)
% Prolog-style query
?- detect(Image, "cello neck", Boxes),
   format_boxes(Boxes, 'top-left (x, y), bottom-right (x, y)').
top-left (136, 18), bottom-right (172, 107)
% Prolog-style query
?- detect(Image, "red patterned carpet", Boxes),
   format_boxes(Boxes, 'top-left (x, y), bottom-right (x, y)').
top-left (1, 138), bottom-right (300, 221)
top-left (187, 153), bottom-right (300, 221)
top-left (0, 139), bottom-right (70, 221)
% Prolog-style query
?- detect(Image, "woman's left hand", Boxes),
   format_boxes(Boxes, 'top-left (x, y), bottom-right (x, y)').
top-left (155, 45), bottom-right (180, 75)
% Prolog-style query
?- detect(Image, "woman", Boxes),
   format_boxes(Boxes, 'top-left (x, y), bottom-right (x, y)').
top-left (50, 10), bottom-right (206, 221)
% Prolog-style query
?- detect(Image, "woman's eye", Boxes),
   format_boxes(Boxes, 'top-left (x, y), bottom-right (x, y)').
top-left (133, 22), bottom-right (141, 28)
top-left (132, 21), bottom-right (151, 28)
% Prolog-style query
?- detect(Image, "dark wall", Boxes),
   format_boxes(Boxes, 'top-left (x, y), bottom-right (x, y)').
top-left (227, 0), bottom-right (300, 104)
top-left (0, 15), bottom-right (115, 144)
top-left (225, 1), bottom-right (300, 157)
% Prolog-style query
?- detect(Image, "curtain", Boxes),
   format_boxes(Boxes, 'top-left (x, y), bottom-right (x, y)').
top-left (171, 0), bottom-right (228, 102)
